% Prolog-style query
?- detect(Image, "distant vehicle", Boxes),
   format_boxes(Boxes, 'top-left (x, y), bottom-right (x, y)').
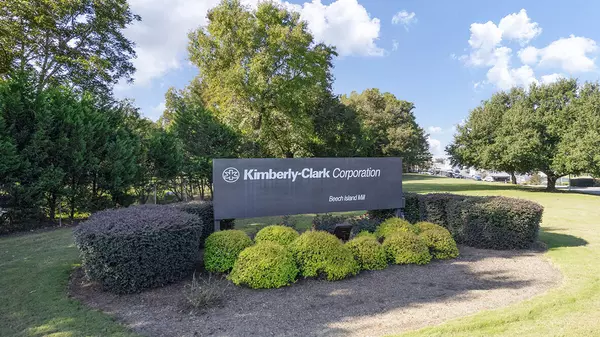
top-left (484, 176), bottom-right (494, 182)
top-left (472, 175), bottom-right (482, 181)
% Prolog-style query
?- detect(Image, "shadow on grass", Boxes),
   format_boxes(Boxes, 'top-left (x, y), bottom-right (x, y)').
top-left (539, 229), bottom-right (588, 250)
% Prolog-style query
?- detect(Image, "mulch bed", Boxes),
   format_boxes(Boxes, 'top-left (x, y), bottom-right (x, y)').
top-left (69, 246), bottom-right (561, 337)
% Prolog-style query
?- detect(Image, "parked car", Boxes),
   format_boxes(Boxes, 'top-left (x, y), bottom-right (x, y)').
top-left (472, 175), bottom-right (482, 181)
top-left (484, 176), bottom-right (494, 182)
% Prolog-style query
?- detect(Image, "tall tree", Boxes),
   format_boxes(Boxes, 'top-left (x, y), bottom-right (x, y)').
top-left (187, 0), bottom-right (336, 158)
top-left (0, 0), bottom-right (139, 94)
top-left (341, 89), bottom-right (431, 169)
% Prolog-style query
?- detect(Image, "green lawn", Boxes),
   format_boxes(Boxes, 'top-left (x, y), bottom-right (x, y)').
top-left (1, 174), bottom-right (599, 336)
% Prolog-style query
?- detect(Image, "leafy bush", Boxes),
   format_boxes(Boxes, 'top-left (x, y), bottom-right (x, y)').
top-left (204, 230), bottom-right (253, 273)
top-left (383, 231), bottom-right (431, 265)
top-left (345, 236), bottom-right (387, 270)
top-left (403, 193), bottom-right (423, 223)
top-left (420, 193), bottom-right (465, 229)
top-left (312, 213), bottom-right (347, 233)
top-left (255, 225), bottom-right (299, 246)
top-left (173, 200), bottom-right (234, 246)
top-left (447, 196), bottom-right (542, 249)
top-left (415, 221), bottom-right (447, 233)
top-left (73, 204), bottom-right (202, 294)
top-left (353, 230), bottom-right (378, 240)
top-left (229, 241), bottom-right (298, 289)
top-left (366, 208), bottom-right (396, 220)
top-left (375, 217), bottom-right (418, 239)
top-left (184, 273), bottom-right (229, 312)
top-left (418, 224), bottom-right (459, 259)
top-left (349, 215), bottom-right (381, 237)
top-left (289, 231), bottom-right (359, 281)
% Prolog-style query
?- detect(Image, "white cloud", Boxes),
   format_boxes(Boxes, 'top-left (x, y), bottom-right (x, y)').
top-left (119, 0), bottom-right (384, 89)
top-left (466, 21), bottom-right (503, 66)
top-left (150, 101), bottom-right (166, 121)
top-left (541, 73), bottom-right (563, 84)
top-left (536, 35), bottom-right (598, 73)
top-left (427, 137), bottom-right (444, 157)
top-left (518, 46), bottom-right (539, 64)
top-left (392, 39), bottom-right (399, 51)
top-left (392, 10), bottom-right (417, 30)
top-left (498, 9), bottom-right (541, 45)
top-left (428, 126), bottom-right (442, 134)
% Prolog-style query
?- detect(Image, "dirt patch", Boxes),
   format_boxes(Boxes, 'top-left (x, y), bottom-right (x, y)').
top-left (69, 246), bottom-right (561, 337)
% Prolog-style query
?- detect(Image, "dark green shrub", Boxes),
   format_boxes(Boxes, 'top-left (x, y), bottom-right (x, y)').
top-left (204, 230), bottom-right (253, 273)
top-left (312, 213), bottom-right (347, 233)
top-left (418, 225), bottom-right (459, 259)
top-left (345, 236), bottom-right (387, 270)
top-left (383, 231), bottom-right (431, 265)
top-left (403, 193), bottom-right (423, 223)
top-left (255, 225), bottom-right (299, 246)
top-left (349, 215), bottom-right (381, 237)
top-left (375, 217), bottom-right (418, 239)
top-left (73, 204), bottom-right (202, 294)
top-left (289, 231), bottom-right (359, 281)
top-left (421, 193), bottom-right (465, 229)
top-left (353, 230), bottom-right (378, 239)
top-left (366, 208), bottom-right (396, 220)
top-left (173, 200), bottom-right (234, 247)
top-left (447, 196), bottom-right (542, 249)
top-left (229, 241), bottom-right (298, 289)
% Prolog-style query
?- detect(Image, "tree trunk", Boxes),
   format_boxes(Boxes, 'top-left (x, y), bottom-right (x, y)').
top-left (546, 174), bottom-right (558, 192)
top-left (510, 172), bottom-right (517, 185)
top-left (48, 193), bottom-right (56, 220)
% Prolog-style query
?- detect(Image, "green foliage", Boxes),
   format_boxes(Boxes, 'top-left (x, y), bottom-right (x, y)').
top-left (255, 225), bottom-right (299, 246)
top-left (73, 205), bottom-right (202, 294)
top-left (415, 221), bottom-right (447, 233)
top-left (312, 213), bottom-right (347, 233)
top-left (229, 241), bottom-right (298, 289)
top-left (289, 231), bottom-right (359, 281)
top-left (383, 231), bottom-right (432, 265)
top-left (353, 231), bottom-right (378, 239)
top-left (188, 0), bottom-right (336, 158)
top-left (418, 226), bottom-right (459, 260)
top-left (173, 200), bottom-right (235, 247)
top-left (0, 0), bottom-right (139, 94)
top-left (447, 196), bottom-right (543, 249)
top-left (421, 193), bottom-right (465, 232)
top-left (404, 193), bottom-right (423, 223)
top-left (345, 236), bottom-right (387, 270)
top-left (375, 217), bottom-right (418, 239)
top-left (204, 230), bottom-right (253, 273)
top-left (349, 215), bottom-right (382, 237)
top-left (341, 88), bottom-right (431, 169)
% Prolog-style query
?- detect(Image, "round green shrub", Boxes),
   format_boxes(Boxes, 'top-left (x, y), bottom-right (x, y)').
top-left (73, 204), bottom-right (202, 294)
top-left (204, 230), bottom-right (253, 273)
top-left (255, 225), bottom-right (299, 246)
top-left (345, 236), bottom-right (387, 270)
top-left (289, 231), bottom-right (359, 281)
top-left (383, 231), bottom-right (431, 265)
top-left (415, 221), bottom-right (448, 234)
top-left (375, 217), bottom-right (418, 239)
top-left (353, 230), bottom-right (378, 240)
top-left (419, 228), bottom-right (459, 259)
top-left (229, 241), bottom-right (298, 289)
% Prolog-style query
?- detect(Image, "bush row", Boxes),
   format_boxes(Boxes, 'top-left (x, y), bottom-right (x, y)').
top-left (367, 193), bottom-right (543, 250)
top-left (207, 220), bottom-right (460, 289)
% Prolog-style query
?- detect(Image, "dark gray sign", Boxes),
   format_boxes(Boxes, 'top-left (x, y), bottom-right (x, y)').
top-left (213, 157), bottom-right (403, 220)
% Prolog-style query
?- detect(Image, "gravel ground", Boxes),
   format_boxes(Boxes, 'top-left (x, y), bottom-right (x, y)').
top-left (69, 246), bottom-right (561, 337)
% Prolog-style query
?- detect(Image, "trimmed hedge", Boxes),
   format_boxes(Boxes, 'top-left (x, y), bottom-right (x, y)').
top-left (383, 231), bottom-right (431, 265)
top-left (229, 241), bottom-right (298, 289)
top-left (403, 193), bottom-right (423, 223)
top-left (420, 193), bottom-right (465, 232)
top-left (255, 225), bottom-right (299, 246)
top-left (173, 200), bottom-right (234, 247)
top-left (354, 230), bottom-right (378, 240)
top-left (289, 231), bottom-right (359, 281)
top-left (417, 222), bottom-right (459, 259)
top-left (204, 230), bottom-right (253, 273)
top-left (447, 196), bottom-right (543, 249)
top-left (375, 217), bottom-right (418, 239)
top-left (73, 204), bottom-right (202, 294)
top-left (349, 215), bottom-right (381, 238)
top-left (346, 236), bottom-right (387, 270)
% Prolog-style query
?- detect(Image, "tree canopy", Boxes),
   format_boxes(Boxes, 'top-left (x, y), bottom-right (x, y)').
top-left (448, 78), bottom-right (600, 190)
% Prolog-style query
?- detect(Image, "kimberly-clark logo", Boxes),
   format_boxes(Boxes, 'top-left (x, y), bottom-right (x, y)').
top-left (222, 167), bottom-right (240, 183)
top-left (224, 167), bottom-right (381, 183)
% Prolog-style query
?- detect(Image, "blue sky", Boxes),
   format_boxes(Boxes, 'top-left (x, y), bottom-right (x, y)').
top-left (114, 0), bottom-right (600, 157)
